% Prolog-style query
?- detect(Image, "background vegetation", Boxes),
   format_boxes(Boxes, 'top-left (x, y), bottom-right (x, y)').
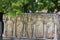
top-left (0, 0), bottom-right (60, 16)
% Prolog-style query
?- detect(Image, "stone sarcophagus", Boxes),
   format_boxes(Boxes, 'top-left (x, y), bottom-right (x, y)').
top-left (3, 13), bottom-right (59, 40)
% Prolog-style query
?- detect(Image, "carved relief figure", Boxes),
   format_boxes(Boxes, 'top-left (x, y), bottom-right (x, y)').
top-left (6, 17), bottom-right (14, 37)
top-left (26, 15), bottom-right (33, 38)
top-left (46, 17), bottom-right (55, 39)
top-left (16, 16), bottom-right (23, 38)
top-left (35, 16), bottom-right (44, 38)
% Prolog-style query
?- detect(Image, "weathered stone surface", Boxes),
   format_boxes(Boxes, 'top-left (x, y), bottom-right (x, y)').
top-left (2, 13), bottom-right (59, 40)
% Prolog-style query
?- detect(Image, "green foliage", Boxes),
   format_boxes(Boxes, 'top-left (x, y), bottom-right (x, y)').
top-left (1, 0), bottom-right (29, 16)
top-left (0, 0), bottom-right (60, 16)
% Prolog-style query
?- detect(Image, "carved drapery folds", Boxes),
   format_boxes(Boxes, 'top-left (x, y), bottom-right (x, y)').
top-left (3, 13), bottom-right (59, 39)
